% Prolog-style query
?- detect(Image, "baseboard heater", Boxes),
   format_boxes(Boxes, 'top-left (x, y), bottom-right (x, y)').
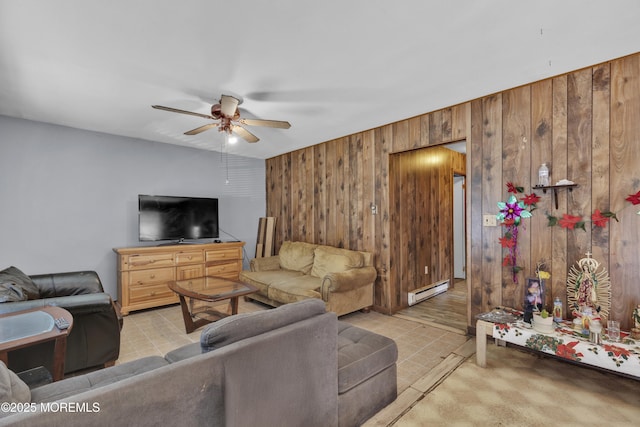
top-left (408, 279), bottom-right (450, 306)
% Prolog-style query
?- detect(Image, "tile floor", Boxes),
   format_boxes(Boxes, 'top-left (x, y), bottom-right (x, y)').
top-left (118, 299), bottom-right (470, 395)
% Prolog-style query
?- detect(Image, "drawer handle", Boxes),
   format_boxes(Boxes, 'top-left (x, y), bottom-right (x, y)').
top-left (150, 274), bottom-right (156, 279)
top-left (150, 291), bottom-right (156, 296)
top-left (131, 259), bottom-right (156, 266)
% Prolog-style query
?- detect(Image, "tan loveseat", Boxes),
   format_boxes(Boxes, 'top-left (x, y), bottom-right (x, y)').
top-left (239, 241), bottom-right (377, 316)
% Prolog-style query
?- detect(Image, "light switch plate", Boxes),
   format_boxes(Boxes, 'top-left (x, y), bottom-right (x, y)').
top-left (483, 214), bottom-right (497, 227)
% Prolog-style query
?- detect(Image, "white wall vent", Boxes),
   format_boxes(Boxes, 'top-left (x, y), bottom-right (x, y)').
top-left (407, 279), bottom-right (450, 306)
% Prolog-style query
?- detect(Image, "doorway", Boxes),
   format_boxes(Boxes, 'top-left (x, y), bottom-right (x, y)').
top-left (393, 141), bottom-right (468, 332)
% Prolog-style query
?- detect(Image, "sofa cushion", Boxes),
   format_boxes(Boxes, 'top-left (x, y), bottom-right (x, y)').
top-left (267, 275), bottom-right (323, 304)
top-left (30, 356), bottom-right (169, 403)
top-left (311, 247), bottom-right (364, 278)
top-left (239, 270), bottom-right (304, 295)
top-left (0, 361), bottom-right (30, 404)
top-left (200, 299), bottom-right (326, 352)
top-left (337, 321), bottom-right (398, 394)
top-left (0, 266), bottom-right (40, 302)
top-left (278, 241), bottom-right (318, 274)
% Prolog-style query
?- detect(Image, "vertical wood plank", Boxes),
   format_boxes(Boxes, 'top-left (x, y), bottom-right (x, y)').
top-left (362, 130), bottom-right (376, 253)
top-left (314, 144), bottom-right (326, 245)
top-left (551, 75), bottom-right (569, 313)
top-left (469, 99), bottom-right (484, 319)
top-left (482, 94), bottom-right (503, 311)
top-left (452, 103), bottom-right (469, 141)
top-left (430, 110), bottom-right (443, 143)
top-left (591, 64), bottom-right (611, 289)
top-left (530, 79), bottom-right (554, 309)
top-left (501, 86), bottom-right (531, 309)
top-left (566, 69), bottom-right (593, 273)
top-left (375, 125), bottom-right (393, 312)
top-left (420, 114), bottom-right (431, 147)
top-left (409, 116), bottom-right (421, 150)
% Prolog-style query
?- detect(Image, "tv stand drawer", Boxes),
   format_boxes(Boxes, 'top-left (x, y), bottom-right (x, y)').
top-left (176, 251), bottom-right (205, 265)
top-left (126, 253), bottom-right (174, 270)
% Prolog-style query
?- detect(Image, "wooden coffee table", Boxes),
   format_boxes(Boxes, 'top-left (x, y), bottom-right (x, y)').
top-left (168, 276), bottom-right (258, 333)
top-left (0, 306), bottom-right (73, 381)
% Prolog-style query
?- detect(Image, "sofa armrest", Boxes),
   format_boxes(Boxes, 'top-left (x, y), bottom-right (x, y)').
top-left (250, 256), bottom-right (282, 272)
top-left (30, 271), bottom-right (104, 298)
top-left (321, 266), bottom-right (377, 298)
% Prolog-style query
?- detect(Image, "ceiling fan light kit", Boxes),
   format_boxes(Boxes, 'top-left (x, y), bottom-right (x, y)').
top-left (152, 94), bottom-right (291, 144)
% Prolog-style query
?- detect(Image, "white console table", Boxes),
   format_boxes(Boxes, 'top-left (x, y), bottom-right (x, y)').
top-left (476, 318), bottom-right (640, 380)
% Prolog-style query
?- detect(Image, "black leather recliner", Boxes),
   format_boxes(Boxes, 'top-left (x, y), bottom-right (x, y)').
top-left (0, 271), bottom-right (121, 375)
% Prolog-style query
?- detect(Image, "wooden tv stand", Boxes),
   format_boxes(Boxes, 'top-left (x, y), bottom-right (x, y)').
top-left (114, 242), bottom-right (245, 315)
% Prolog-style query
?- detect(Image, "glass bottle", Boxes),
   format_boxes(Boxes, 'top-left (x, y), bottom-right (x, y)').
top-left (538, 163), bottom-right (550, 187)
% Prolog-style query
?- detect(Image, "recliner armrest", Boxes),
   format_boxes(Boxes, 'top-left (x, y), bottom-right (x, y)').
top-left (320, 266), bottom-right (377, 298)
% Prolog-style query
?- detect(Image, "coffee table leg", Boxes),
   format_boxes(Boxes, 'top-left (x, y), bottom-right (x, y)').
top-left (178, 295), bottom-right (197, 334)
top-left (229, 296), bottom-right (240, 315)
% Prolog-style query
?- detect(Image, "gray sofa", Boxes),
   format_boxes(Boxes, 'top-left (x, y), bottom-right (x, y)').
top-left (1, 299), bottom-right (397, 427)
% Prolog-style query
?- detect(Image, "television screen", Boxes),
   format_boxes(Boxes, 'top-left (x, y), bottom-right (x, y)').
top-left (138, 195), bottom-right (219, 242)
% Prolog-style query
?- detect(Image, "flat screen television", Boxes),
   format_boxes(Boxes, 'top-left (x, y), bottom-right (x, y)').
top-left (138, 195), bottom-right (219, 242)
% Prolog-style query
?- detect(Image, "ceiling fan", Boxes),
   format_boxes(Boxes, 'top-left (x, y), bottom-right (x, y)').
top-left (152, 94), bottom-right (291, 143)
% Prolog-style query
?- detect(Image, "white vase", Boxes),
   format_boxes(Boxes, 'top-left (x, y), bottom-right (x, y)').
top-left (532, 313), bottom-right (554, 334)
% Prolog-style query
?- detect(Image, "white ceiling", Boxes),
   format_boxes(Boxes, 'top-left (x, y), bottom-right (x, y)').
top-left (1, 1), bottom-right (639, 160)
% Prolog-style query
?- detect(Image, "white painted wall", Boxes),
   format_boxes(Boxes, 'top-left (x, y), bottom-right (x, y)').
top-left (0, 116), bottom-right (265, 298)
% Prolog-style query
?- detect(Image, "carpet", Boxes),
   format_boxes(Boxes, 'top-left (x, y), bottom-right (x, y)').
top-left (394, 343), bottom-right (640, 426)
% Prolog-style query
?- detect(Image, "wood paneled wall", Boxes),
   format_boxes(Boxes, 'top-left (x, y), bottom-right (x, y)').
top-left (266, 53), bottom-right (640, 331)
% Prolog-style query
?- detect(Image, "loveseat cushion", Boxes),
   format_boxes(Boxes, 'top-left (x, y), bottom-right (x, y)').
top-left (279, 241), bottom-right (318, 273)
top-left (310, 246), bottom-right (364, 279)
top-left (30, 356), bottom-right (169, 403)
top-left (337, 321), bottom-right (398, 394)
top-left (0, 361), bottom-right (30, 405)
top-left (239, 269), bottom-right (305, 295)
top-left (267, 275), bottom-right (323, 304)
top-left (0, 266), bottom-right (40, 302)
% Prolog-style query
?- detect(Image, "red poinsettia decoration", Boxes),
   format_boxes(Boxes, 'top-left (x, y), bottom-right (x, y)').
top-left (625, 190), bottom-right (640, 205)
top-left (499, 236), bottom-right (515, 248)
top-left (555, 341), bottom-right (584, 361)
top-left (558, 214), bottom-right (584, 230)
top-left (591, 209), bottom-right (611, 228)
top-left (545, 188), bottom-right (638, 228)
top-left (547, 210), bottom-right (618, 230)
top-left (521, 193), bottom-right (541, 208)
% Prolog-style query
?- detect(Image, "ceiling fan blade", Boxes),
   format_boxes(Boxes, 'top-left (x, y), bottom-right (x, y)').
top-left (184, 123), bottom-right (218, 135)
top-left (220, 95), bottom-right (240, 117)
top-left (238, 118), bottom-right (291, 129)
top-left (231, 125), bottom-right (259, 143)
top-left (152, 105), bottom-right (214, 120)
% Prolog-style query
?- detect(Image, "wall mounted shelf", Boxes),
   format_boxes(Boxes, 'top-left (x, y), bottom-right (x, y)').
top-left (533, 184), bottom-right (578, 209)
